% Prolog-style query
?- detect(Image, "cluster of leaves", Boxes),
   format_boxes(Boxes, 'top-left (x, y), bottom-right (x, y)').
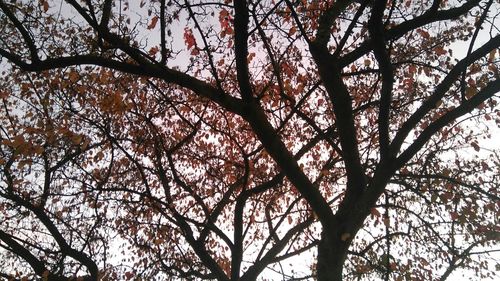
top-left (0, 0), bottom-right (499, 280)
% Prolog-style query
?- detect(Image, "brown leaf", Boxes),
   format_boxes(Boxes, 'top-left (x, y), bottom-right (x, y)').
top-left (148, 16), bottom-right (159, 30)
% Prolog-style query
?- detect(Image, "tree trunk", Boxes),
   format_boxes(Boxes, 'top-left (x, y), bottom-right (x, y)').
top-left (317, 231), bottom-right (350, 281)
top-left (316, 200), bottom-right (369, 281)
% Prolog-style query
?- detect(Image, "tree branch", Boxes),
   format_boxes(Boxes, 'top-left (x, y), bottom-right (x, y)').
top-left (368, 0), bottom-right (394, 161)
top-left (0, 0), bottom-right (39, 61)
top-left (339, 0), bottom-right (482, 66)
top-left (397, 78), bottom-right (500, 167)
top-left (234, 0), bottom-right (253, 100)
top-left (391, 35), bottom-right (500, 155)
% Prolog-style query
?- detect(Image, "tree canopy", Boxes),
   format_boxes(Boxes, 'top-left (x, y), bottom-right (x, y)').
top-left (0, 0), bottom-right (499, 280)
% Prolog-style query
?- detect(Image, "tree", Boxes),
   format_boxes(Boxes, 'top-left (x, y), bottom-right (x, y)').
top-left (0, 0), bottom-right (499, 280)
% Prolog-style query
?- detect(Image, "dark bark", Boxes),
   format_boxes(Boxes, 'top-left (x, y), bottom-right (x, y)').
top-left (317, 232), bottom-right (348, 281)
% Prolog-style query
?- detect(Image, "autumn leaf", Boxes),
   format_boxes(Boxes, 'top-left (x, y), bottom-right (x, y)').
top-left (488, 49), bottom-right (496, 62)
top-left (183, 28), bottom-right (197, 50)
top-left (441, 168), bottom-right (451, 177)
top-left (39, 0), bottom-right (49, 12)
top-left (0, 90), bottom-right (9, 99)
top-left (219, 8), bottom-right (233, 34)
top-left (124, 271), bottom-right (134, 280)
top-left (147, 16), bottom-right (159, 30)
top-left (416, 28), bottom-right (430, 39)
top-left (408, 64), bottom-right (417, 76)
top-left (450, 211), bottom-right (459, 220)
top-left (71, 134), bottom-right (83, 145)
top-left (247, 52), bottom-right (256, 63)
top-left (190, 48), bottom-right (200, 56)
top-left (433, 46), bottom-right (447, 56)
top-left (68, 71), bottom-right (79, 83)
top-left (148, 46), bottom-right (159, 56)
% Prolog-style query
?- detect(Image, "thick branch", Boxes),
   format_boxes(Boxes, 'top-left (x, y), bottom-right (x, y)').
top-left (99, 0), bottom-right (113, 29)
top-left (234, 0), bottom-right (253, 100)
top-left (232, 193), bottom-right (246, 280)
top-left (368, 0), bottom-right (394, 160)
top-left (309, 48), bottom-right (366, 200)
top-left (160, 0), bottom-right (168, 63)
top-left (0, 51), bottom-right (245, 116)
top-left (313, 0), bottom-right (355, 47)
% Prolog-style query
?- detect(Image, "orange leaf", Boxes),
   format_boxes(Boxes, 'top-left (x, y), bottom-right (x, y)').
top-left (42, 270), bottom-right (50, 281)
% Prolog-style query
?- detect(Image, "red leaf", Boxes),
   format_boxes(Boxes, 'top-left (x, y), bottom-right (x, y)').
top-left (183, 28), bottom-right (197, 50)
top-left (408, 64), bottom-right (417, 76)
top-left (219, 9), bottom-right (232, 29)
